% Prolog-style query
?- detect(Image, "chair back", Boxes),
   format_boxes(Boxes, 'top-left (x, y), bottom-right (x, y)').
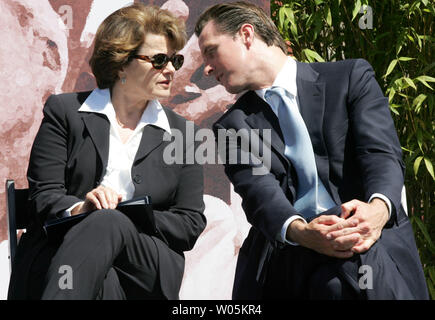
top-left (5, 180), bottom-right (30, 272)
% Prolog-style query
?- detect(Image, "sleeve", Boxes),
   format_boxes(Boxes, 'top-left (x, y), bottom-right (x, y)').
top-left (348, 59), bottom-right (405, 222)
top-left (27, 94), bottom-right (83, 224)
top-left (152, 128), bottom-right (206, 253)
top-left (213, 118), bottom-right (301, 245)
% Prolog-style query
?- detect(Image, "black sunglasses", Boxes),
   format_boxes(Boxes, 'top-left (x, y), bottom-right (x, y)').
top-left (133, 53), bottom-right (184, 70)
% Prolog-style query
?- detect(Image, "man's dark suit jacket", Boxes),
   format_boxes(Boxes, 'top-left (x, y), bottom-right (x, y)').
top-left (213, 59), bottom-right (428, 299)
top-left (8, 91), bottom-right (206, 300)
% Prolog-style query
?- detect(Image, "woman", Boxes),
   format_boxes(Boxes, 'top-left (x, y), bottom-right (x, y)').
top-left (8, 3), bottom-right (205, 300)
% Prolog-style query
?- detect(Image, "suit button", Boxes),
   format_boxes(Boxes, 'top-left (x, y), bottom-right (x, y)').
top-left (133, 174), bottom-right (142, 184)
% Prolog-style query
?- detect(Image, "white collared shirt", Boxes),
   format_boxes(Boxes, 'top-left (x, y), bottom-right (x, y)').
top-left (255, 57), bottom-right (391, 245)
top-left (66, 88), bottom-right (171, 214)
top-left (255, 56), bottom-right (298, 115)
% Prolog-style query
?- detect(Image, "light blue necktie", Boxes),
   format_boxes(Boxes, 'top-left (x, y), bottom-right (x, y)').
top-left (265, 86), bottom-right (334, 218)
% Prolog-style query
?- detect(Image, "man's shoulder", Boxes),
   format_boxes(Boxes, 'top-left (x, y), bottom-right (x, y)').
top-left (214, 91), bottom-right (262, 128)
top-left (305, 58), bottom-right (373, 76)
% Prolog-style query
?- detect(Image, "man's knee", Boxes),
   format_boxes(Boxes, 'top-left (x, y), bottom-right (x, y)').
top-left (309, 264), bottom-right (356, 299)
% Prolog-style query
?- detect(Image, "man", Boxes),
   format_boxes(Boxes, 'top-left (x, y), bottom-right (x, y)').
top-left (195, 2), bottom-right (428, 299)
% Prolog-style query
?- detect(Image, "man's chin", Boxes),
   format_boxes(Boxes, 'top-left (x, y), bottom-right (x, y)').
top-left (224, 83), bottom-right (245, 95)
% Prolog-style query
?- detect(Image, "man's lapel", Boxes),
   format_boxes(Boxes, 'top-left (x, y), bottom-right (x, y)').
top-left (245, 94), bottom-right (287, 161)
top-left (296, 62), bottom-right (340, 204)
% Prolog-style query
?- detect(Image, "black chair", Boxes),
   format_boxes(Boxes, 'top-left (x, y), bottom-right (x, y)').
top-left (5, 179), bottom-right (30, 273)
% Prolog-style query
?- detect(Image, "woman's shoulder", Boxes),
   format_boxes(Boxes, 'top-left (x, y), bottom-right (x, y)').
top-left (162, 106), bottom-right (198, 130)
top-left (42, 91), bottom-right (93, 123)
top-left (45, 91), bottom-right (93, 110)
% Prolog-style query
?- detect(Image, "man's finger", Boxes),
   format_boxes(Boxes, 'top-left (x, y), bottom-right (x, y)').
top-left (327, 226), bottom-right (360, 240)
top-left (326, 218), bottom-right (358, 235)
top-left (352, 239), bottom-right (374, 254)
top-left (315, 214), bottom-right (344, 226)
top-left (341, 200), bottom-right (360, 219)
top-left (331, 233), bottom-right (361, 251)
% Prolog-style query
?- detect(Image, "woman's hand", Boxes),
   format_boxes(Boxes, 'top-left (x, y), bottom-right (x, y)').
top-left (71, 185), bottom-right (122, 215)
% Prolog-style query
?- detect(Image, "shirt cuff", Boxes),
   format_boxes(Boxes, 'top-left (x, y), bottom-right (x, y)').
top-left (64, 201), bottom-right (84, 217)
top-left (279, 215), bottom-right (307, 246)
top-left (368, 193), bottom-right (391, 219)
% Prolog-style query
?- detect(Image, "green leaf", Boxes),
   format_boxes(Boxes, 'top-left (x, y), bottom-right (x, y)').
top-left (352, 0), bottom-right (362, 21)
top-left (398, 57), bottom-right (415, 61)
top-left (415, 76), bottom-right (434, 90)
top-left (424, 157), bottom-right (435, 180)
top-left (413, 94), bottom-right (427, 112)
top-left (384, 59), bottom-right (398, 78)
top-left (401, 146), bottom-right (413, 154)
top-left (428, 280), bottom-right (435, 301)
top-left (390, 106), bottom-right (399, 115)
top-left (282, 7), bottom-right (298, 40)
top-left (416, 130), bottom-right (424, 151)
top-left (414, 156), bottom-right (423, 176)
top-left (404, 77), bottom-right (417, 90)
top-left (417, 33), bottom-right (422, 49)
top-left (429, 267), bottom-right (435, 284)
top-left (326, 7), bottom-right (332, 26)
top-left (388, 87), bottom-right (396, 102)
top-left (278, 7), bottom-right (286, 30)
top-left (303, 49), bottom-right (325, 62)
top-left (412, 216), bottom-right (435, 254)
top-left (417, 75), bottom-right (435, 82)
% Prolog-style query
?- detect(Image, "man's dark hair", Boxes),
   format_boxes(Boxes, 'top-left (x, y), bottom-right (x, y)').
top-left (194, 1), bottom-right (287, 54)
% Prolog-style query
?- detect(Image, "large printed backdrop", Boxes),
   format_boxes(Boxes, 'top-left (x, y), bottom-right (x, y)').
top-left (0, 0), bottom-right (268, 299)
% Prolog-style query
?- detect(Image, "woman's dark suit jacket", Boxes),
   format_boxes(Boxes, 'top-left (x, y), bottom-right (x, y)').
top-left (8, 91), bottom-right (206, 299)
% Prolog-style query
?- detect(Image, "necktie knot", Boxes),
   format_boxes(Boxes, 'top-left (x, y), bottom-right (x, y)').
top-left (264, 86), bottom-right (286, 105)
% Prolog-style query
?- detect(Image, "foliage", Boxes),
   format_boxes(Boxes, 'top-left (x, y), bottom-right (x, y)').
top-left (271, 0), bottom-right (435, 298)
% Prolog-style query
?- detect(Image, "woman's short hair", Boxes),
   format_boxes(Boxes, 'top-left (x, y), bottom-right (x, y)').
top-left (90, 3), bottom-right (187, 89)
top-left (194, 1), bottom-right (287, 54)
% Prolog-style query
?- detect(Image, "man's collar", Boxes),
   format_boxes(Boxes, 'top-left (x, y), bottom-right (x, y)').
top-left (255, 56), bottom-right (298, 100)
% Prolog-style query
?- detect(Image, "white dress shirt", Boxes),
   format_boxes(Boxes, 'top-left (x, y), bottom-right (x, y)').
top-left (65, 88), bottom-right (171, 214)
top-left (255, 57), bottom-right (391, 245)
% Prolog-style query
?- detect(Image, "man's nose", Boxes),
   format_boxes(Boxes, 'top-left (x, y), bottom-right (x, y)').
top-left (203, 64), bottom-right (214, 76)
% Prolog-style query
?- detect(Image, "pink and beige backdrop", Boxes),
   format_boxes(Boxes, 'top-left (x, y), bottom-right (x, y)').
top-left (0, 0), bottom-right (269, 299)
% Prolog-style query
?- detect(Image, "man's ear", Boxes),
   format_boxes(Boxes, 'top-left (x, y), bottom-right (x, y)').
top-left (239, 23), bottom-right (255, 49)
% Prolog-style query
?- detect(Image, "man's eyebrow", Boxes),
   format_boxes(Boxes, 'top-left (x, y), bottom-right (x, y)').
top-left (203, 45), bottom-right (217, 56)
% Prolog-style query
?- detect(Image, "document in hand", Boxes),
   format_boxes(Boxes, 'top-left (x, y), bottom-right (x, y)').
top-left (43, 196), bottom-right (156, 242)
